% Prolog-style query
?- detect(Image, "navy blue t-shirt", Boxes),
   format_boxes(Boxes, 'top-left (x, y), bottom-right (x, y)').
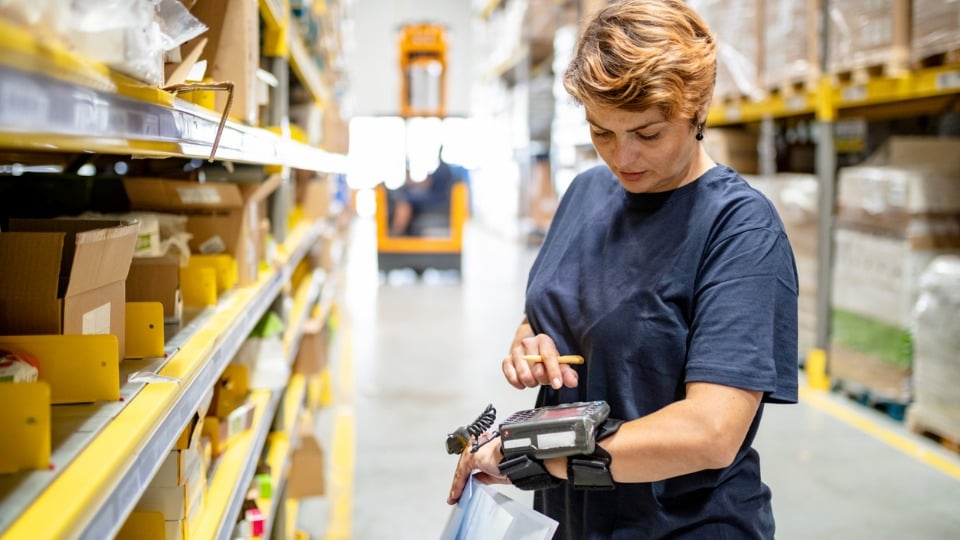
top-left (524, 165), bottom-right (799, 539)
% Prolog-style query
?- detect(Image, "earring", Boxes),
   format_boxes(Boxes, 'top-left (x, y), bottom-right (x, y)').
top-left (695, 124), bottom-right (704, 141)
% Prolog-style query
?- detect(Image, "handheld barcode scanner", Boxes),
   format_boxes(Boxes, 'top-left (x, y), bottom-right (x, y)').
top-left (499, 401), bottom-right (610, 459)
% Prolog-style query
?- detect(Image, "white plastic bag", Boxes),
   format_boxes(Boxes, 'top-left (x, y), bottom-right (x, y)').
top-left (440, 477), bottom-right (558, 540)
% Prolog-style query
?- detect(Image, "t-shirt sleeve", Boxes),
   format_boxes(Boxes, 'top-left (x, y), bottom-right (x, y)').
top-left (685, 227), bottom-right (799, 404)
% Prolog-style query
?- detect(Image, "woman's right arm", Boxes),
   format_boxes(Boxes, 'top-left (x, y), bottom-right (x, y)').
top-left (502, 318), bottom-right (579, 390)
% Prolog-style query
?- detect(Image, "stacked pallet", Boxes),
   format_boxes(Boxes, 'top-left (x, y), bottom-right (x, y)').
top-left (912, 0), bottom-right (960, 66)
top-left (827, 0), bottom-right (911, 83)
top-left (831, 136), bottom-right (960, 405)
top-left (909, 256), bottom-right (960, 447)
top-left (691, 0), bottom-right (764, 103)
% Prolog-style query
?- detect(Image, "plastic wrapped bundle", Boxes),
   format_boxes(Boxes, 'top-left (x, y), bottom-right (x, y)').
top-left (910, 256), bottom-right (960, 441)
top-left (912, 0), bottom-right (960, 65)
top-left (689, 0), bottom-right (763, 102)
top-left (762, 0), bottom-right (820, 91)
top-left (827, 0), bottom-right (909, 78)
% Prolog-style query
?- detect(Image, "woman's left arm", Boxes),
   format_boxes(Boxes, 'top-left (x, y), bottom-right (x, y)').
top-left (544, 382), bottom-right (762, 482)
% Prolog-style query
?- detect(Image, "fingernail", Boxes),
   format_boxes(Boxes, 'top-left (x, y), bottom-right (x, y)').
top-left (552, 377), bottom-right (561, 389)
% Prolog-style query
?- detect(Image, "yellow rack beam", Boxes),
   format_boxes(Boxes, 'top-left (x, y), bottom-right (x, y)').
top-left (708, 64), bottom-right (960, 126)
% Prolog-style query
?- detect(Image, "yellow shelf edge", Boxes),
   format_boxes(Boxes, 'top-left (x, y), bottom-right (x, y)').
top-left (254, 433), bottom-right (292, 538)
top-left (0, 19), bottom-right (114, 92)
top-left (283, 375), bottom-right (308, 436)
top-left (195, 391), bottom-right (274, 539)
top-left (0, 22), bottom-right (347, 171)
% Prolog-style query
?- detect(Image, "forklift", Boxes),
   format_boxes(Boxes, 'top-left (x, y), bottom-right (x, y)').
top-left (375, 22), bottom-right (468, 275)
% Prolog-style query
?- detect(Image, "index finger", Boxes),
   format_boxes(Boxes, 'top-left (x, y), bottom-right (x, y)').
top-left (528, 338), bottom-right (563, 390)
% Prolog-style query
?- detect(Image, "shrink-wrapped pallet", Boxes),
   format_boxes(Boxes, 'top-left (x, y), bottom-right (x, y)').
top-left (909, 256), bottom-right (960, 441)
top-left (690, 0), bottom-right (763, 102)
top-left (827, 0), bottom-right (909, 79)
top-left (912, 0), bottom-right (960, 65)
top-left (762, 0), bottom-right (820, 92)
top-left (830, 137), bottom-right (960, 400)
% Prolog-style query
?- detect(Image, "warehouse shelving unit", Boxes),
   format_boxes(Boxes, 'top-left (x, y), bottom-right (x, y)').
top-left (0, 3), bottom-right (349, 539)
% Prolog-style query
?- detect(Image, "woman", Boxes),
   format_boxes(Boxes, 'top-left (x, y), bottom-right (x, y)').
top-left (448, 0), bottom-right (798, 538)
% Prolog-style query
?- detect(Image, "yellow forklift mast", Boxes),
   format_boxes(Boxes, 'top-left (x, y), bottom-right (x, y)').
top-left (377, 22), bottom-right (468, 276)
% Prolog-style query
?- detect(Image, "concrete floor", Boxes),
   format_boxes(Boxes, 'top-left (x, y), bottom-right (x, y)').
top-left (302, 217), bottom-right (960, 540)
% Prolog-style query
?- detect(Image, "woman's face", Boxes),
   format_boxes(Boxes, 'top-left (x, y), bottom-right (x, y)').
top-left (584, 104), bottom-right (707, 193)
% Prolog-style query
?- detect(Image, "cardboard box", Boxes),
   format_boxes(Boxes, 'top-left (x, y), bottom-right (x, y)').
top-left (702, 128), bottom-right (759, 175)
top-left (0, 219), bottom-right (138, 359)
top-left (832, 226), bottom-right (960, 328)
top-left (126, 254), bottom-right (182, 324)
top-left (123, 176), bottom-right (282, 286)
top-left (287, 434), bottom-right (326, 498)
top-left (838, 136), bottom-right (960, 220)
top-left (152, 448), bottom-right (203, 488)
top-left (828, 0), bottom-right (909, 77)
top-left (135, 450), bottom-right (205, 520)
top-left (183, 0), bottom-right (260, 125)
top-left (298, 174), bottom-right (334, 222)
top-left (293, 318), bottom-right (329, 376)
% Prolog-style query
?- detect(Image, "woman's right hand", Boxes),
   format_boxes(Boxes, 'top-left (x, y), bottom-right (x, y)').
top-left (502, 332), bottom-right (579, 391)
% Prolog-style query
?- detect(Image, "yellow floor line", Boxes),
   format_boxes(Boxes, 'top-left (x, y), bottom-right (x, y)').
top-left (325, 319), bottom-right (355, 540)
top-left (800, 386), bottom-right (960, 481)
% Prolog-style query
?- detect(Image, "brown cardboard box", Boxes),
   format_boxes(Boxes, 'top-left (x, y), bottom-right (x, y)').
top-left (287, 434), bottom-right (326, 498)
top-left (702, 128), bottom-right (759, 174)
top-left (126, 254), bottom-right (182, 323)
top-left (123, 176), bottom-right (282, 286)
top-left (300, 175), bottom-right (334, 222)
top-left (0, 219), bottom-right (137, 359)
top-left (293, 318), bottom-right (329, 376)
top-left (183, 0), bottom-right (260, 125)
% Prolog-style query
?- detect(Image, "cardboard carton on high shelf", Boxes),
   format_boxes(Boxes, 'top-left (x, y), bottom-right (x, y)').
top-left (182, 0), bottom-right (259, 125)
top-left (0, 219), bottom-right (138, 359)
top-left (122, 176), bottom-right (282, 286)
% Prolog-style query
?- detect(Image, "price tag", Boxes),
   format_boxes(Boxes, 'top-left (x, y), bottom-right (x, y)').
top-left (936, 70), bottom-right (960, 90)
top-left (841, 85), bottom-right (868, 103)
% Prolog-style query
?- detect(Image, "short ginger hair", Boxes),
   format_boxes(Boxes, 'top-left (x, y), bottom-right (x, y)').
top-left (563, 0), bottom-right (717, 123)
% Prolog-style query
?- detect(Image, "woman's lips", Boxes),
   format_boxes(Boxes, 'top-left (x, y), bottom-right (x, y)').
top-left (619, 171), bottom-right (647, 182)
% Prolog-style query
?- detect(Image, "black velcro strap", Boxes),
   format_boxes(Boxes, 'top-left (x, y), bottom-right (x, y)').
top-left (568, 455), bottom-right (615, 490)
top-left (568, 417), bottom-right (621, 490)
top-left (498, 454), bottom-right (563, 491)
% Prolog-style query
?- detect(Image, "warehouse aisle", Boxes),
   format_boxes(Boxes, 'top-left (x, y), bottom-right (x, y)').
top-left (307, 215), bottom-right (960, 540)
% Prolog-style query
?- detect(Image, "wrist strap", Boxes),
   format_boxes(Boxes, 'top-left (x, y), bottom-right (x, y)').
top-left (498, 454), bottom-right (562, 491)
top-left (567, 418), bottom-right (622, 491)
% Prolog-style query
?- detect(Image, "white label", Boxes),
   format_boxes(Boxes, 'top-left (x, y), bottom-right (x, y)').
top-left (842, 85), bottom-right (868, 103)
top-left (936, 70), bottom-right (960, 91)
top-left (502, 437), bottom-right (532, 450)
top-left (724, 105), bottom-right (741, 121)
top-left (787, 95), bottom-right (807, 111)
top-left (82, 303), bottom-right (111, 335)
top-left (177, 186), bottom-right (222, 204)
top-left (537, 431), bottom-right (577, 450)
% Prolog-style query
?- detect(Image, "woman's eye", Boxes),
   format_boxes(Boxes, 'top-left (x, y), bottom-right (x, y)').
top-left (638, 132), bottom-right (661, 141)
top-left (591, 131), bottom-right (611, 138)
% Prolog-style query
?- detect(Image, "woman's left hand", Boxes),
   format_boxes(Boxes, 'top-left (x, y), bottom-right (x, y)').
top-left (447, 432), bottom-right (509, 504)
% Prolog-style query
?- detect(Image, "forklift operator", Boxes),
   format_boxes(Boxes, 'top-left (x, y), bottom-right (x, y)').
top-left (390, 151), bottom-right (460, 236)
